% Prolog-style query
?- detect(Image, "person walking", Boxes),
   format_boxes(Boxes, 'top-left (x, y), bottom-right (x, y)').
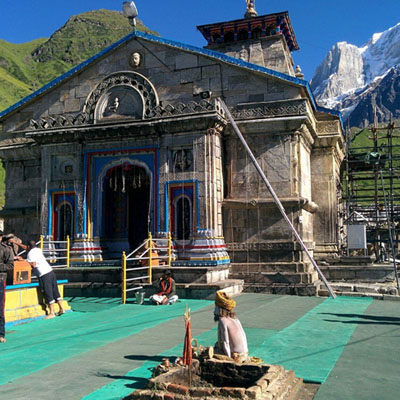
top-left (0, 230), bottom-right (14, 343)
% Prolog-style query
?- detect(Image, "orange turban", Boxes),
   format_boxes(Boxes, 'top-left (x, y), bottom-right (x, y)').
top-left (215, 291), bottom-right (236, 312)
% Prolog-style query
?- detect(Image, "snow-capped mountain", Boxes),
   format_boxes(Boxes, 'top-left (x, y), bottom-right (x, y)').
top-left (311, 22), bottom-right (400, 126)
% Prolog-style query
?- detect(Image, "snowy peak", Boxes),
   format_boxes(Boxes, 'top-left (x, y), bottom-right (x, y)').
top-left (361, 22), bottom-right (400, 82)
top-left (310, 42), bottom-right (363, 101)
top-left (311, 21), bottom-right (400, 126)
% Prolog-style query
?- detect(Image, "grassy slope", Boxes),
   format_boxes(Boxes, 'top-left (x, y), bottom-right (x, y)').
top-left (0, 9), bottom-right (158, 113)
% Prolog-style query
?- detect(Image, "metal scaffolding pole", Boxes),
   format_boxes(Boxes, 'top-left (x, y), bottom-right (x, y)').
top-left (380, 170), bottom-right (400, 294)
top-left (220, 100), bottom-right (336, 299)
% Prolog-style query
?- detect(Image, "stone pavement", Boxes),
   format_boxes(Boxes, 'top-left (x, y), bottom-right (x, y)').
top-left (0, 294), bottom-right (398, 400)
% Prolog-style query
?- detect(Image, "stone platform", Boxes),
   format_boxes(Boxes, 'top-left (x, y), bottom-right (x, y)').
top-left (55, 264), bottom-right (243, 300)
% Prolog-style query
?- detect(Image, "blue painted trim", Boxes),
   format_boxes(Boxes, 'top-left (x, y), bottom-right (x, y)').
top-left (164, 182), bottom-right (169, 233)
top-left (6, 279), bottom-right (68, 290)
top-left (47, 188), bottom-right (76, 236)
top-left (164, 180), bottom-right (199, 233)
top-left (156, 149), bottom-right (161, 232)
top-left (0, 32), bottom-right (136, 119)
top-left (172, 260), bottom-right (230, 266)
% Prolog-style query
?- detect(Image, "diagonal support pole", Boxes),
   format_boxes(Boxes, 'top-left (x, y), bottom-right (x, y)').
top-left (220, 99), bottom-right (336, 298)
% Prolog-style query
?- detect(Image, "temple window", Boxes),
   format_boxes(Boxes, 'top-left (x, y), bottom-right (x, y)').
top-left (212, 33), bottom-right (222, 44)
top-left (238, 29), bottom-right (249, 41)
top-left (175, 196), bottom-right (192, 240)
top-left (252, 27), bottom-right (262, 39)
top-left (224, 31), bottom-right (235, 43)
top-left (57, 202), bottom-right (73, 241)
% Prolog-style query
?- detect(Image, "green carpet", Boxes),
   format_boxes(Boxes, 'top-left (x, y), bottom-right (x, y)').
top-left (0, 299), bottom-right (212, 385)
top-left (251, 296), bottom-right (373, 383)
top-left (314, 300), bottom-right (400, 400)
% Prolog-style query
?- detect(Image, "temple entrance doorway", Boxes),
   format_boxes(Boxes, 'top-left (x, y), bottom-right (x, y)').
top-left (102, 164), bottom-right (150, 257)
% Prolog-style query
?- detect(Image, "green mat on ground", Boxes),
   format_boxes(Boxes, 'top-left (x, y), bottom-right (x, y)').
top-left (314, 300), bottom-right (400, 400)
top-left (65, 297), bottom-right (122, 312)
top-left (0, 299), bottom-right (212, 386)
top-left (82, 326), bottom-right (278, 400)
top-left (251, 296), bottom-right (373, 383)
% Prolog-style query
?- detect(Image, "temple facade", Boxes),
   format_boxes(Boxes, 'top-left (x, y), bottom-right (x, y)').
top-left (0, 9), bottom-right (344, 287)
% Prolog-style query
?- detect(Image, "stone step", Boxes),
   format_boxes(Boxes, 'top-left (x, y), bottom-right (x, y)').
top-left (230, 271), bottom-right (315, 284)
top-left (317, 280), bottom-right (400, 300)
top-left (243, 283), bottom-right (317, 296)
top-left (64, 279), bottom-right (244, 300)
top-left (319, 265), bottom-right (397, 283)
top-left (282, 377), bottom-right (305, 400)
top-left (265, 369), bottom-right (301, 400)
top-left (290, 382), bottom-right (320, 400)
top-left (231, 263), bottom-right (312, 274)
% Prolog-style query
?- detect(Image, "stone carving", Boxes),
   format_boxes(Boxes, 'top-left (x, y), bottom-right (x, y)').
top-left (238, 47), bottom-right (249, 62)
top-left (108, 97), bottom-right (120, 113)
top-left (317, 121), bottom-right (340, 133)
top-left (227, 242), bottom-right (295, 251)
top-left (84, 71), bottom-right (159, 122)
top-left (129, 52), bottom-right (142, 68)
top-left (232, 99), bottom-right (307, 119)
top-left (28, 98), bottom-right (226, 131)
top-left (172, 149), bottom-right (193, 172)
top-left (52, 156), bottom-right (77, 180)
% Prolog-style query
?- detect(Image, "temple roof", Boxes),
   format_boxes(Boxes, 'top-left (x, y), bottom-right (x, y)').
top-left (197, 11), bottom-right (299, 51)
top-left (0, 30), bottom-right (341, 126)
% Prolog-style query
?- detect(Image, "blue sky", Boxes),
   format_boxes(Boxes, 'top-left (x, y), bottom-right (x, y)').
top-left (1, 0), bottom-right (399, 80)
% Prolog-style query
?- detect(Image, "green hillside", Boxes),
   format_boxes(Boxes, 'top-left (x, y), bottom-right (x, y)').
top-left (0, 9), bottom-right (158, 112)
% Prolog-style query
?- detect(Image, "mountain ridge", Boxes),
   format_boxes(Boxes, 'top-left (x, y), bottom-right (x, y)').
top-left (0, 9), bottom-right (158, 112)
top-left (311, 22), bottom-right (400, 127)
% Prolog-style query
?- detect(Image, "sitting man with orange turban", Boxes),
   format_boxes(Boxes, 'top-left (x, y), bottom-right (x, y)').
top-left (214, 291), bottom-right (248, 363)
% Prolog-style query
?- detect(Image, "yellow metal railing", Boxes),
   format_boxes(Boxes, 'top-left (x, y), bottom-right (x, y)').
top-left (121, 232), bottom-right (173, 304)
top-left (39, 235), bottom-right (70, 268)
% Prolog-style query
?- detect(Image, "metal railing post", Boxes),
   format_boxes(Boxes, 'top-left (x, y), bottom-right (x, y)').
top-left (40, 235), bottom-right (44, 251)
top-left (148, 233), bottom-right (153, 284)
top-left (168, 232), bottom-right (172, 267)
top-left (122, 251), bottom-right (127, 304)
top-left (66, 235), bottom-right (70, 268)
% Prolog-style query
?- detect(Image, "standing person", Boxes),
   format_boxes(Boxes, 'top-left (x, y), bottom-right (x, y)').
top-left (214, 291), bottom-right (249, 363)
top-left (149, 270), bottom-right (178, 305)
top-left (0, 230), bottom-right (14, 343)
top-left (26, 240), bottom-right (64, 319)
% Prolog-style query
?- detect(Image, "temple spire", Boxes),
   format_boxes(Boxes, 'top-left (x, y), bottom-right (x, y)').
top-left (245, 0), bottom-right (258, 18)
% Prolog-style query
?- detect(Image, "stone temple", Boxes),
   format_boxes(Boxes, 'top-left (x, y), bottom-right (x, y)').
top-left (0, 6), bottom-right (344, 293)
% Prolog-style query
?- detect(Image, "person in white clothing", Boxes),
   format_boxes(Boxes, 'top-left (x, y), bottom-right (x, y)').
top-left (26, 240), bottom-right (64, 319)
top-left (214, 291), bottom-right (248, 363)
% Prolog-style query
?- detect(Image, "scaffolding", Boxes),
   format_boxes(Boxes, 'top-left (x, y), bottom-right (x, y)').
top-left (344, 121), bottom-right (400, 262)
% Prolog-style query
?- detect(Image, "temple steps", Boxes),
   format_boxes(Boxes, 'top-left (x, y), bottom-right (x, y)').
top-left (59, 264), bottom-right (244, 300)
top-left (229, 262), bottom-right (318, 295)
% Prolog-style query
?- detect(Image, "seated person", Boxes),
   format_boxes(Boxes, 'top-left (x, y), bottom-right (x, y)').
top-left (214, 291), bottom-right (249, 363)
top-left (149, 270), bottom-right (178, 305)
